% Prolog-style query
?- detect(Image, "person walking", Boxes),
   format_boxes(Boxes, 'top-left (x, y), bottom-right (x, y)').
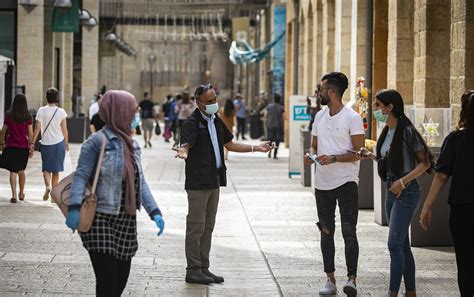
top-left (264, 94), bottom-right (285, 159)
top-left (419, 90), bottom-right (474, 297)
top-left (0, 94), bottom-right (33, 203)
top-left (162, 94), bottom-right (174, 142)
top-left (170, 94), bottom-right (180, 146)
top-left (175, 91), bottom-right (196, 144)
top-left (233, 94), bottom-right (247, 140)
top-left (303, 72), bottom-right (365, 296)
top-left (358, 89), bottom-right (432, 297)
top-left (139, 92), bottom-right (155, 148)
top-left (66, 90), bottom-right (165, 297)
top-left (31, 88), bottom-right (69, 202)
top-left (173, 84), bottom-right (273, 285)
top-left (219, 99), bottom-right (236, 160)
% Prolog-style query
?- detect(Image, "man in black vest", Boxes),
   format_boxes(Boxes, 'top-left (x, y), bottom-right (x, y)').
top-left (173, 84), bottom-right (273, 285)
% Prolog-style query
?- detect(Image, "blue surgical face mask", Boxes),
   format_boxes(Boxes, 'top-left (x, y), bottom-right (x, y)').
top-left (204, 102), bottom-right (219, 114)
top-left (131, 112), bottom-right (140, 129)
top-left (373, 109), bottom-right (388, 123)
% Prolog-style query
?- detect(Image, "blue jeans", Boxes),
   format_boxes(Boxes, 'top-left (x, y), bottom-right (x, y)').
top-left (385, 176), bottom-right (421, 293)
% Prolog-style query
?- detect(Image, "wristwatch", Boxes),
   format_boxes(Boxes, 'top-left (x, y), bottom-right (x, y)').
top-left (331, 155), bottom-right (337, 163)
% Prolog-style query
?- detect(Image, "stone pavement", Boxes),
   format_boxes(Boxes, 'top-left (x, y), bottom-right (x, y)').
top-left (0, 134), bottom-right (458, 296)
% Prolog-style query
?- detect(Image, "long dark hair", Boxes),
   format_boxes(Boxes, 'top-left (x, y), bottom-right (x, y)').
top-left (6, 94), bottom-right (32, 123)
top-left (223, 99), bottom-right (235, 118)
top-left (458, 90), bottom-right (474, 133)
top-left (375, 89), bottom-right (434, 176)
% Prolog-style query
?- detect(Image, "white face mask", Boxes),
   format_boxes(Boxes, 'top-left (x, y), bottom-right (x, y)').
top-left (204, 102), bottom-right (219, 114)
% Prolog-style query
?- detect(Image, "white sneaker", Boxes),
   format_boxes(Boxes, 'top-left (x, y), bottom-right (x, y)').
top-left (343, 279), bottom-right (357, 296)
top-left (319, 279), bottom-right (337, 295)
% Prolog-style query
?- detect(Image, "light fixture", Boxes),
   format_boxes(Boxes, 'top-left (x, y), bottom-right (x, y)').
top-left (19, 0), bottom-right (39, 6)
top-left (84, 17), bottom-right (97, 29)
top-left (53, 0), bottom-right (72, 8)
top-left (104, 33), bottom-right (117, 42)
top-left (79, 9), bottom-right (91, 23)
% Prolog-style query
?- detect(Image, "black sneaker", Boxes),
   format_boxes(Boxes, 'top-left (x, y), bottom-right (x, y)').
top-left (202, 268), bottom-right (224, 283)
top-left (185, 270), bottom-right (214, 285)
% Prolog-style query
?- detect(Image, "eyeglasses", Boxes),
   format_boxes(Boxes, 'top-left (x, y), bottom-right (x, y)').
top-left (194, 84), bottom-right (213, 100)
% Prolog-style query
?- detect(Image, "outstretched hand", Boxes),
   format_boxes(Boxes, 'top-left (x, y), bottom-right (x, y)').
top-left (172, 147), bottom-right (188, 160)
top-left (255, 141), bottom-right (274, 153)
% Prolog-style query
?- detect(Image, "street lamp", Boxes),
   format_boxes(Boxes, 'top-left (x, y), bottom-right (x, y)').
top-left (53, 0), bottom-right (72, 8)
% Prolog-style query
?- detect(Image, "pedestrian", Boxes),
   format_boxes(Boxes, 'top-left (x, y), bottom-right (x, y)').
top-left (0, 94), bottom-right (33, 203)
top-left (303, 72), bottom-right (365, 296)
top-left (66, 90), bottom-right (165, 297)
top-left (139, 92), bottom-right (155, 148)
top-left (88, 92), bottom-right (101, 120)
top-left (219, 99), bottom-right (236, 160)
top-left (419, 90), bottom-right (474, 297)
top-left (358, 89), bottom-right (432, 297)
top-left (30, 88), bottom-right (69, 202)
top-left (172, 84), bottom-right (273, 285)
top-left (175, 91), bottom-right (196, 144)
top-left (170, 94), bottom-right (180, 146)
top-left (89, 112), bottom-right (105, 133)
top-left (307, 84), bottom-right (322, 132)
top-left (264, 94), bottom-right (285, 159)
top-left (162, 94), bottom-right (174, 142)
top-left (233, 93), bottom-right (247, 140)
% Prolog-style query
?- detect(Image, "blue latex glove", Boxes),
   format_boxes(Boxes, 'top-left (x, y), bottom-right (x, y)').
top-left (66, 209), bottom-right (80, 231)
top-left (153, 215), bottom-right (165, 236)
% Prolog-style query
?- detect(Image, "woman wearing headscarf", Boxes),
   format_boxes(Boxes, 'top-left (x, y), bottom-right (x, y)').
top-left (66, 91), bottom-right (164, 296)
top-left (358, 89), bottom-right (433, 297)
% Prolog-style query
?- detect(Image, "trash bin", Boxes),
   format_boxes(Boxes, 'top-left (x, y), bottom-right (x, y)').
top-left (250, 112), bottom-right (263, 139)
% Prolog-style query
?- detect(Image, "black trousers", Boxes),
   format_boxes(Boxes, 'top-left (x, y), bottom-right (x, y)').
top-left (89, 252), bottom-right (132, 297)
top-left (315, 182), bottom-right (359, 277)
top-left (449, 204), bottom-right (474, 296)
top-left (236, 117), bottom-right (246, 139)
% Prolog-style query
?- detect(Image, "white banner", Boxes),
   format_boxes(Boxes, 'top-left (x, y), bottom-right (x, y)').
top-left (288, 95), bottom-right (311, 177)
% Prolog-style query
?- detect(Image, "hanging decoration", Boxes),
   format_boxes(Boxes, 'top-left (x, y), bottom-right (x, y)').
top-left (355, 76), bottom-right (369, 130)
top-left (422, 117), bottom-right (440, 147)
top-left (229, 30), bottom-right (285, 64)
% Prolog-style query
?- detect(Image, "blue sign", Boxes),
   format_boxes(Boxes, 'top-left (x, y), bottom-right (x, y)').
top-left (293, 105), bottom-right (311, 121)
top-left (272, 7), bottom-right (286, 99)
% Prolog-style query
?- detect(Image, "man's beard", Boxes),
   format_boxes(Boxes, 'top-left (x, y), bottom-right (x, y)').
top-left (320, 95), bottom-right (330, 105)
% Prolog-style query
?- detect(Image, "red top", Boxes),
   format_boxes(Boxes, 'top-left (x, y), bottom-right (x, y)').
top-left (3, 115), bottom-right (32, 149)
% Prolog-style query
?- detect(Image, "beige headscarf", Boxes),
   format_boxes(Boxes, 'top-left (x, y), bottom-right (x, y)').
top-left (99, 90), bottom-right (137, 215)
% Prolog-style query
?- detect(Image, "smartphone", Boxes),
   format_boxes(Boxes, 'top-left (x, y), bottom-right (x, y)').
top-left (306, 153), bottom-right (320, 164)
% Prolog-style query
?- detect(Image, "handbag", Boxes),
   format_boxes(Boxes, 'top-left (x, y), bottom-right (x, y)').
top-left (51, 134), bottom-right (106, 232)
top-left (155, 121), bottom-right (161, 136)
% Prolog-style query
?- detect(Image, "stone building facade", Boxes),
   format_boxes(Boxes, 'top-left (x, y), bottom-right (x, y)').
top-left (284, 0), bottom-right (473, 132)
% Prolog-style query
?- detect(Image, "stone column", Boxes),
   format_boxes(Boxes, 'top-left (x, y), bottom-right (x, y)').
top-left (450, 0), bottom-right (474, 127)
top-left (298, 15), bottom-right (305, 94)
top-left (43, 5), bottom-right (54, 97)
top-left (349, 0), bottom-right (368, 104)
top-left (17, 1), bottom-right (45, 110)
top-left (53, 32), bottom-right (73, 115)
top-left (322, 0), bottom-right (335, 75)
top-left (303, 7), bottom-right (314, 95)
top-left (413, 0), bottom-right (450, 108)
top-left (312, 0), bottom-right (323, 84)
top-left (334, 0), bottom-right (352, 101)
top-left (387, 0), bottom-right (414, 104)
top-left (81, 0), bottom-right (99, 111)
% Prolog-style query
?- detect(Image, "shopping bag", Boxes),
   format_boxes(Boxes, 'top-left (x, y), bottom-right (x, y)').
top-left (63, 151), bottom-right (73, 176)
top-left (155, 122), bottom-right (162, 136)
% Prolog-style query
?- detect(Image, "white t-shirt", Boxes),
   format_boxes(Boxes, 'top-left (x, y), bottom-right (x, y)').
top-left (311, 106), bottom-right (365, 190)
top-left (89, 102), bottom-right (99, 119)
top-left (36, 105), bottom-right (67, 145)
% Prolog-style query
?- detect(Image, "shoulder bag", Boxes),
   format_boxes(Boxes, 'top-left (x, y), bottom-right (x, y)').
top-left (51, 134), bottom-right (106, 232)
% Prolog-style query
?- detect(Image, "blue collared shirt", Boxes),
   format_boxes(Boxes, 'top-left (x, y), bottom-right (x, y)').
top-left (200, 111), bottom-right (222, 169)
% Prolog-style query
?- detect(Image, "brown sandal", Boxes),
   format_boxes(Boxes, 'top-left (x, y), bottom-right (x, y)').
top-left (19, 194), bottom-right (25, 201)
top-left (10, 197), bottom-right (17, 203)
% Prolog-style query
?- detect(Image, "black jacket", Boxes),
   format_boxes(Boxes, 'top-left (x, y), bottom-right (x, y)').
top-left (181, 109), bottom-right (234, 190)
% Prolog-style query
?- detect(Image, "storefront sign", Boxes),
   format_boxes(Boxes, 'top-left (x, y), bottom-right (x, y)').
top-left (52, 0), bottom-right (79, 33)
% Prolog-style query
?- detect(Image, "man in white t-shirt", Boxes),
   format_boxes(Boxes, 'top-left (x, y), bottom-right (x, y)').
top-left (304, 72), bottom-right (365, 296)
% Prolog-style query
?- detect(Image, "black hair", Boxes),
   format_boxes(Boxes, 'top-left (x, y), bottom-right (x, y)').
top-left (144, 92), bottom-right (149, 98)
top-left (375, 89), bottom-right (434, 176)
top-left (274, 93), bottom-right (282, 104)
top-left (321, 72), bottom-right (348, 99)
top-left (6, 94), bottom-right (32, 123)
top-left (223, 99), bottom-right (235, 117)
top-left (194, 84), bottom-right (213, 101)
top-left (166, 94), bottom-right (173, 100)
top-left (458, 90), bottom-right (474, 133)
top-left (46, 87), bottom-right (59, 104)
